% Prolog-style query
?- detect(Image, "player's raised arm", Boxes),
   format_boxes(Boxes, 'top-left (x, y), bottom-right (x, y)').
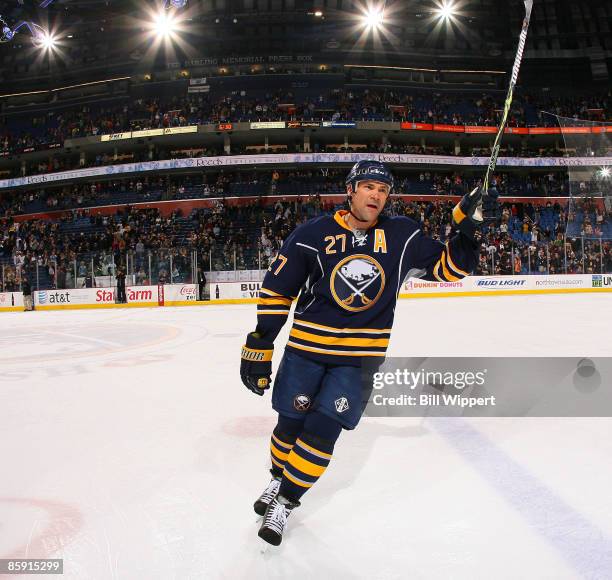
top-left (404, 187), bottom-right (484, 282)
top-left (240, 227), bottom-right (312, 396)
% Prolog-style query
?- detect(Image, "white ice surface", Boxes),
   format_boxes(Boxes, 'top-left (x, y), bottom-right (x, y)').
top-left (1, 293), bottom-right (611, 580)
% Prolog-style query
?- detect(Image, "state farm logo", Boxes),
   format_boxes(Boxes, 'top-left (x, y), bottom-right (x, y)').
top-left (96, 288), bottom-right (153, 302)
top-left (96, 290), bottom-right (115, 302)
top-left (128, 288), bottom-right (153, 302)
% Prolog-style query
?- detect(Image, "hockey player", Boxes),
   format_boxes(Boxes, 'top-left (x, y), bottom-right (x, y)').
top-left (240, 160), bottom-right (482, 545)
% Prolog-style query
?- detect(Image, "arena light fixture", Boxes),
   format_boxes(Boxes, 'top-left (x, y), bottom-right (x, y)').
top-left (599, 167), bottom-right (610, 179)
top-left (2, 18), bottom-right (58, 48)
top-left (363, 7), bottom-right (384, 29)
top-left (351, 1), bottom-right (403, 54)
top-left (39, 31), bottom-right (57, 50)
top-left (136, 4), bottom-right (193, 63)
top-left (154, 10), bottom-right (177, 38)
top-left (419, 0), bottom-right (474, 58)
top-left (436, 1), bottom-right (456, 20)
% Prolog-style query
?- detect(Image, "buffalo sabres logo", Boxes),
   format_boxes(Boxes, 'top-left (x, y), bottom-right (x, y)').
top-left (330, 254), bottom-right (385, 312)
top-left (293, 394), bottom-right (311, 411)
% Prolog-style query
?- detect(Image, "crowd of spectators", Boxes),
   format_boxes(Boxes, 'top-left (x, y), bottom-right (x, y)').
top-left (0, 168), bottom-right (591, 218)
top-left (0, 205), bottom-right (195, 290)
top-left (385, 196), bottom-right (610, 275)
top-left (1, 87), bottom-right (609, 157)
top-left (1, 192), bottom-right (610, 292)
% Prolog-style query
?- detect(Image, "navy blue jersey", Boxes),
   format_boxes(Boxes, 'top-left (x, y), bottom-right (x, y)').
top-left (255, 210), bottom-right (477, 365)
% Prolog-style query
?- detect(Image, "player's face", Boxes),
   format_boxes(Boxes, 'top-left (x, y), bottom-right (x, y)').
top-left (350, 180), bottom-right (390, 223)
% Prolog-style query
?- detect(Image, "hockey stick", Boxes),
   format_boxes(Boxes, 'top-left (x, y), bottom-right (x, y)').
top-left (482, 0), bottom-right (534, 197)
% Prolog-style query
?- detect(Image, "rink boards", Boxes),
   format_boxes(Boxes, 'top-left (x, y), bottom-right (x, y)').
top-left (1, 275), bottom-right (610, 312)
top-left (0, 284), bottom-right (197, 312)
top-left (208, 274), bottom-right (612, 302)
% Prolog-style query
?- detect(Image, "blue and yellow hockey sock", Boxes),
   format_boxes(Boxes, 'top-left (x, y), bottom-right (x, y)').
top-left (269, 415), bottom-right (304, 477)
top-left (279, 411), bottom-right (342, 502)
top-left (270, 428), bottom-right (297, 477)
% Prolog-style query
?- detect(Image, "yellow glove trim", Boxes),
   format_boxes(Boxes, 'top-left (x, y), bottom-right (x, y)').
top-left (241, 345), bottom-right (273, 362)
top-left (452, 204), bottom-right (467, 224)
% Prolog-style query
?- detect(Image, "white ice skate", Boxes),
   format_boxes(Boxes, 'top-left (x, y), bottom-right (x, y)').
top-left (253, 476), bottom-right (281, 516)
top-left (258, 495), bottom-right (299, 546)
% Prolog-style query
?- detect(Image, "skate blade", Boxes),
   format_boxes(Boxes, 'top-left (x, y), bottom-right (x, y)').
top-left (258, 537), bottom-right (272, 554)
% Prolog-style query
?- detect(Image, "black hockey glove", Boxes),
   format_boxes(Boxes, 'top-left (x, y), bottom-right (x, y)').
top-left (482, 184), bottom-right (501, 222)
top-left (240, 332), bottom-right (273, 396)
top-left (452, 186), bottom-right (484, 240)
